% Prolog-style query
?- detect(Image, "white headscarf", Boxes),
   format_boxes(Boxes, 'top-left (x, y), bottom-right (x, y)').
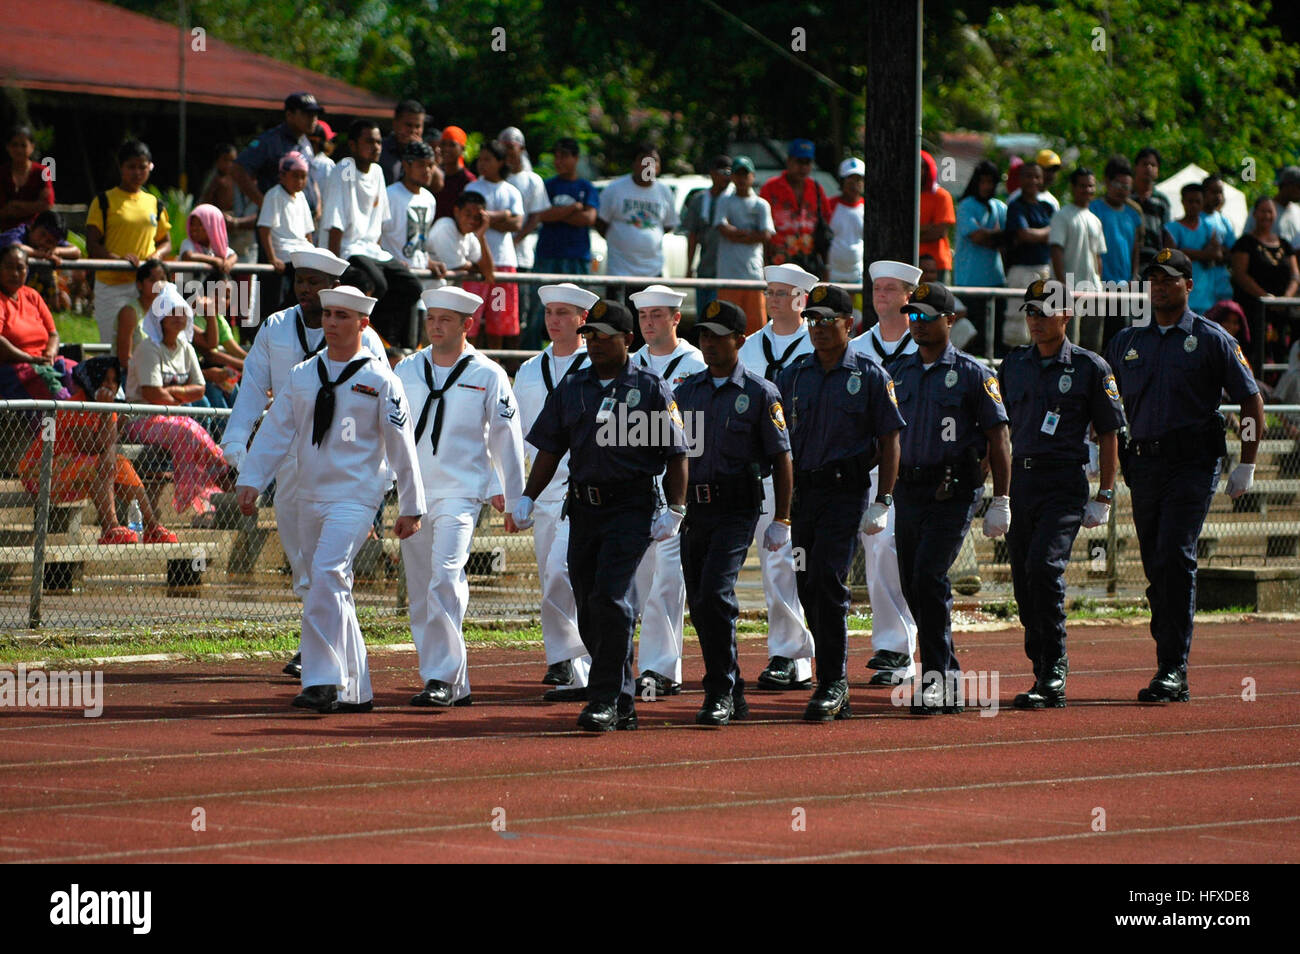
top-left (143, 282), bottom-right (195, 345)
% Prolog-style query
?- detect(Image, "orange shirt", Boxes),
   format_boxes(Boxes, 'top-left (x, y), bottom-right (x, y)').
top-left (919, 187), bottom-right (956, 272)
top-left (0, 286), bottom-right (55, 356)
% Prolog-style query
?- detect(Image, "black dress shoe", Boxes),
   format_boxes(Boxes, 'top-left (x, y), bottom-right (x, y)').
top-left (616, 698), bottom-right (637, 731)
top-left (867, 669), bottom-right (904, 687)
top-left (757, 656), bottom-right (812, 690)
top-left (410, 679), bottom-right (456, 707)
top-left (336, 699), bottom-right (374, 713)
top-left (731, 684), bottom-right (750, 720)
top-left (635, 670), bottom-right (682, 698)
top-left (1138, 666), bottom-right (1189, 703)
top-left (866, 650), bottom-right (911, 671)
top-left (542, 660), bottom-right (574, 686)
top-left (543, 686), bottom-right (588, 702)
top-left (292, 684), bottom-right (338, 713)
top-left (695, 692), bottom-right (734, 726)
top-left (1014, 655), bottom-right (1067, 709)
top-left (909, 679), bottom-right (964, 714)
top-left (803, 680), bottom-right (852, 722)
top-left (282, 652), bottom-right (302, 678)
top-left (578, 701), bottom-right (617, 731)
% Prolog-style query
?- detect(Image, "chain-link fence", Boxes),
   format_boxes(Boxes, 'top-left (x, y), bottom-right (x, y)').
top-left (4, 395), bottom-right (1299, 631)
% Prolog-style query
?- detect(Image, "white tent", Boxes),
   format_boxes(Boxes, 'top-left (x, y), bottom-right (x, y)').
top-left (1158, 163), bottom-right (1249, 236)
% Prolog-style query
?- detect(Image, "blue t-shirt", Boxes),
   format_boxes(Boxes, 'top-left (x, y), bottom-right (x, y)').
top-left (1204, 209), bottom-right (1237, 302)
top-left (1165, 216), bottom-right (1217, 314)
top-left (1089, 198), bottom-right (1142, 285)
top-left (954, 196), bottom-right (1007, 287)
top-left (1005, 197), bottom-right (1053, 267)
top-left (536, 176), bottom-right (598, 261)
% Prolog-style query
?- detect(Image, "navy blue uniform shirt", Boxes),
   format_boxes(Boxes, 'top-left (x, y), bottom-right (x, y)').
top-left (776, 348), bottom-right (905, 472)
top-left (527, 357), bottom-right (688, 484)
top-left (237, 123), bottom-right (315, 203)
top-left (674, 360), bottom-right (790, 483)
top-left (1104, 309), bottom-right (1259, 441)
top-left (998, 337), bottom-right (1126, 462)
top-left (892, 342), bottom-right (1009, 469)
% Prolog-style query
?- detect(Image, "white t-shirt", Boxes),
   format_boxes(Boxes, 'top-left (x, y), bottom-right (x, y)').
top-left (506, 168), bottom-right (550, 269)
top-left (126, 336), bottom-right (204, 402)
top-left (382, 182), bottom-right (436, 269)
top-left (1049, 204), bottom-right (1107, 286)
top-left (716, 192), bottom-right (774, 281)
top-left (598, 175), bottom-right (680, 277)
top-left (317, 158), bottom-right (391, 261)
top-left (256, 184), bottom-right (315, 260)
top-left (427, 217), bottom-right (481, 270)
top-left (464, 178), bottom-right (525, 268)
top-left (828, 197), bottom-right (865, 283)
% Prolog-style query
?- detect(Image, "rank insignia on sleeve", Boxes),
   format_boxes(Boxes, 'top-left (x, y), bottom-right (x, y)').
top-left (352, 383), bottom-right (379, 397)
top-left (770, 401), bottom-right (787, 431)
top-left (498, 396), bottom-right (516, 419)
top-left (983, 376), bottom-right (1003, 403)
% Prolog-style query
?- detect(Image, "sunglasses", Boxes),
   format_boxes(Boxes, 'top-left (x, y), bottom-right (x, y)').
top-left (806, 315), bottom-right (847, 327)
top-left (581, 330), bottom-right (619, 341)
top-left (903, 309), bottom-right (951, 322)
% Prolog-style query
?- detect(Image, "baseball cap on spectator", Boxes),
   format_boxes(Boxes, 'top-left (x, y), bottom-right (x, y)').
top-left (1142, 247), bottom-right (1193, 279)
top-left (711, 154), bottom-right (733, 172)
top-left (402, 140), bottom-right (436, 161)
top-left (788, 139), bottom-right (816, 160)
top-left (838, 157), bottom-right (865, 178)
top-left (902, 281), bottom-right (958, 318)
top-left (576, 299), bottom-right (634, 335)
top-left (801, 284), bottom-right (855, 320)
top-left (731, 156), bottom-right (755, 174)
top-left (279, 151), bottom-right (309, 174)
top-left (1035, 149), bottom-right (1062, 169)
top-left (1277, 165), bottom-right (1300, 187)
top-left (499, 127), bottom-right (526, 146)
top-left (285, 92), bottom-right (324, 114)
top-left (311, 120), bottom-right (335, 142)
top-left (696, 299), bottom-right (747, 336)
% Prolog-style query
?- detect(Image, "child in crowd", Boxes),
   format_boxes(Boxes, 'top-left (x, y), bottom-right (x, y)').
top-left (257, 152), bottom-right (315, 308)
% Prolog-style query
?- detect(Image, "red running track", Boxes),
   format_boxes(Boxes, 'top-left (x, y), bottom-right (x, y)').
top-left (0, 620), bottom-right (1297, 863)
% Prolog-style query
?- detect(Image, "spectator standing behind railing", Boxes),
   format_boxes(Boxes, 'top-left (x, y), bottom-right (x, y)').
top-left (122, 283), bottom-right (231, 523)
top-left (681, 154), bottom-right (735, 316)
top-left (1049, 168), bottom-right (1107, 351)
top-left (463, 140), bottom-right (524, 349)
top-left (0, 124), bottom-right (53, 233)
top-left (432, 126), bottom-right (476, 222)
top-left (1231, 196), bottom-right (1299, 369)
top-left (2, 210), bottom-right (81, 313)
top-left (533, 137), bottom-right (598, 289)
top-left (826, 158), bottom-right (865, 288)
top-left (85, 140), bottom-right (171, 349)
top-left (1132, 147), bottom-right (1170, 273)
top-left (1201, 174), bottom-right (1237, 306)
top-left (18, 357), bottom-right (177, 546)
top-left (256, 151), bottom-right (315, 311)
top-left (1089, 156), bottom-right (1144, 288)
top-left (598, 143), bottom-right (680, 308)
top-left (918, 150), bottom-right (956, 282)
top-left (501, 127), bottom-right (552, 349)
top-left (230, 92), bottom-right (321, 219)
top-left (716, 156), bottom-right (775, 333)
top-left (760, 138), bottom-right (830, 277)
top-left (1163, 182), bottom-right (1218, 315)
top-left (1004, 161), bottom-right (1055, 347)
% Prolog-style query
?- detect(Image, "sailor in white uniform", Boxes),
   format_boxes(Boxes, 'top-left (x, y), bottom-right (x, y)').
top-left (221, 249), bottom-right (390, 678)
top-left (397, 286), bottom-right (527, 707)
top-left (627, 284), bottom-right (708, 696)
top-left (235, 286), bottom-right (425, 713)
top-left (848, 259), bottom-right (922, 684)
top-left (511, 283), bottom-right (596, 696)
top-left (737, 263), bottom-right (819, 689)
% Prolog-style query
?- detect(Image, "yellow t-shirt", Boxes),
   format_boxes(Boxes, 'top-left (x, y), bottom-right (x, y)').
top-left (87, 188), bottom-right (171, 286)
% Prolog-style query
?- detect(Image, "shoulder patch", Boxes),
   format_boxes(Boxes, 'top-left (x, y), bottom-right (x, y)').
top-left (1103, 374), bottom-right (1119, 401)
top-left (669, 400), bottom-right (684, 430)
top-left (1233, 343), bottom-right (1251, 370)
top-left (885, 378), bottom-right (898, 407)
top-left (770, 400), bottom-right (786, 431)
top-left (983, 376), bottom-right (1002, 404)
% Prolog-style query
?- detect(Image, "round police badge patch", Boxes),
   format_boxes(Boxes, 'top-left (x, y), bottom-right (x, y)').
top-left (1184, 336), bottom-right (1198, 353)
top-left (1058, 374), bottom-right (1072, 394)
top-left (735, 394), bottom-right (750, 414)
top-left (945, 369), bottom-right (958, 388)
top-left (846, 375), bottom-right (862, 395)
top-left (626, 387), bottom-right (641, 409)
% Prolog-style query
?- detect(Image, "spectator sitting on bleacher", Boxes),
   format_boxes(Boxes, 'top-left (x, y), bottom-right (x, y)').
top-left (18, 356), bottom-right (177, 545)
top-left (123, 283), bottom-right (231, 524)
top-left (111, 258), bottom-right (165, 366)
top-left (0, 243), bottom-right (76, 401)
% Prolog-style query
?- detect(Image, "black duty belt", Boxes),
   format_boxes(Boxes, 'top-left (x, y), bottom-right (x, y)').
top-left (1127, 419), bottom-right (1227, 462)
top-left (794, 452), bottom-right (873, 492)
top-left (1013, 457), bottom-right (1082, 471)
top-left (687, 476), bottom-right (762, 508)
top-left (569, 477), bottom-right (656, 507)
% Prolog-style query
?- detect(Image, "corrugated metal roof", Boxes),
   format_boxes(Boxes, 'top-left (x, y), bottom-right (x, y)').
top-left (2, 0), bottom-right (393, 116)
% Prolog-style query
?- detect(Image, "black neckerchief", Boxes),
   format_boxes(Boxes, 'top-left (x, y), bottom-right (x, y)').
top-left (872, 328), bottom-right (913, 368)
top-left (312, 355), bottom-right (370, 446)
top-left (762, 330), bottom-right (805, 381)
top-left (640, 350), bottom-right (686, 382)
top-left (542, 350), bottom-right (589, 393)
top-left (296, 310), bottom-right (326, 363)
top-left (414, 353), bottom-right (474, 454)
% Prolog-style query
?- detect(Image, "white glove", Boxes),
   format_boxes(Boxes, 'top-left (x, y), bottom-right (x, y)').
top-left (1225, 463), bottom-right (1255, 499)
top-left (859, 501), bottom-right (889, 535)
top-left (220, 441), bottom-right (246, 471)
top-left (982, 495), bottom-right (1011, 538)
top-left (511, 496), bottom-right (535, 531)
top-left (762, 520), bottom-right (790, 551)
top-left (1086, 439), bottom-right (1100, 480)
top-left (1081, 499), bottom-right (1110, 529)
top-left (651, 507), bottom-right (685, 542)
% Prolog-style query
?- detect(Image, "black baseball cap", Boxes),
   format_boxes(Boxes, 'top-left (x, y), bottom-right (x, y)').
top-left (576, 299), bottom-right (634, 335)
top-left (902, 281), bottom-right (957, 318)
top-left (285, 92), bottom-right (324, 114)
top-left (801, 284), bottom-right (855, 320)
top-left (696, 299), bottom-right (747, 336)
top-left (1019, 278), bottom-right (1071, 315)
top-left (710, 154), bottom-right (733, 172)
top-left (1142, 247), bottom-right (1193, 280)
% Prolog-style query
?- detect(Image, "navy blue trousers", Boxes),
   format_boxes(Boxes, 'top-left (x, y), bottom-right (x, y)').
top-left (894, 486), bottom-right (975, 678)
top-left (681, 507), bottom-right (759, 698)
top-left (792, 487), bottom-right (869, 683)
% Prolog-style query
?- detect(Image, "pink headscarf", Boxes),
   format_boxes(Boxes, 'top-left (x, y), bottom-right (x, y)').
top-left (920, 151), bottom-right (939, 194)
top-left (188, 203), bottom-right (229, 260)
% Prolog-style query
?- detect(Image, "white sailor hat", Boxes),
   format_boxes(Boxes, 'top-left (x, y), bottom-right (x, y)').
top-left (763, 263), bottom-right (819, 292)
top-left (289, 248), bottom-right (350, 277)
top-left (421, 286), bottom-right (484, 315)
top-left (538, 282), bottom-right (599, 310)
top-left (318, 285), bottom-right (376, 315)
top-left (628, 284), bottom-right (686, 309)
top-left (868, 260), bottom-right (923, 285)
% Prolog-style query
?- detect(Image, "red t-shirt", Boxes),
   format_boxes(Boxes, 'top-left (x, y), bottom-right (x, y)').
top-left (0, 161), bottom-right (54, 232)
top-left (919, 187), bottom-right (956, 272)
top-left (0, 286), bottom-right (56, 356)
top-left (759, 172), bottom-right (831, 265)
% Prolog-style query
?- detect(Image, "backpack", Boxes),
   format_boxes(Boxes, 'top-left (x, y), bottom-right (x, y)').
top-left (91, 189), bottom-right (164, 287)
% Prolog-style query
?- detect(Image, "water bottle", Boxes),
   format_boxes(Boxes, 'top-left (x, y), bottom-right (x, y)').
top-left (127, 500), bottom-right (143, 537)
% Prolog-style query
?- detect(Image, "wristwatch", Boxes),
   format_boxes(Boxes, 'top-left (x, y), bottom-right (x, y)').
top-left (1094, 489), bottom-right (1114, 503)
top-left (875, 493), bottom-right (893, 506)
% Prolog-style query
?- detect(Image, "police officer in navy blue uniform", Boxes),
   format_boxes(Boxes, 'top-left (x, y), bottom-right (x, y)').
top-left (515, 300), bottom-right (689, 731)
top-left (777, 284), bottom-right (904, 722)
top-left (1104, 249), bottom-right (1263, 702)
top-left (999, 280), bottom-right (1126, 708)
top-left (892, 281), bottom-right (1011, 713)
top-left (675, 300), bottom-right (794, 726)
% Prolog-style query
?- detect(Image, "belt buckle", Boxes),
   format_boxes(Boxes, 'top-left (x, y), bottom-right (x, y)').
top-left (1023, 458), bottom-right (1034, 470)
top-left (586, 486), bottom-right (602, 506)
top-left (694, 484), bottom-right (712, 504)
